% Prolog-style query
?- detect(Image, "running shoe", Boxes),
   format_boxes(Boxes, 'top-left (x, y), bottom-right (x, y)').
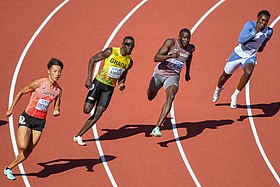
top-left (73, 136), bottom-right (86, 146)
top-left (212, 87), bottom-right (224, 103)
top-left (151, 127), bottom-right (162, 137)
top-left (230, 95), bottom-right (237, 109)
top-left (4, 167), bottom-right (16, 180)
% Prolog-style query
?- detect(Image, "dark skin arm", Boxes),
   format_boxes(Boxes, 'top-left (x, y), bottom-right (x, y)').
top-left (154, 39), bottom-right (179, 62)
top-left (185, 55), bottom-right (192, 81)
top-left (85, 48), bottom-right (112, 88)
top-left (118, 59), bottom-right (134, 91)
top-left (185, 45), bottom-right (195, 81)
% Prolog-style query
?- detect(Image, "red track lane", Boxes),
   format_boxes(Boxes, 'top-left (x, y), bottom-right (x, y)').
top-left (175, 1), bottom-right (280, 186)
top-left (1, 1), bottom-right (279, 187)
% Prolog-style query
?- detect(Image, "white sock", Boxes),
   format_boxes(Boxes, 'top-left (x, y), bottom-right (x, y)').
top-left (232, 89), bottom-right (240, 98)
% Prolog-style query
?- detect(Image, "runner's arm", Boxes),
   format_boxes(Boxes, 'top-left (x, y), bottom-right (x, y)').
top-left (53, 89), bottom-right (62, 116)
top-left (154, 39), bottom-right (178, 62)
top-left (86, 48), bottom-right (112, 88)
top-left (6, 80), bottom-right (40, 117)
top-left (118, 59), bottom-right (134, 91)
top-left (238, 21), bottom-right (257, 44)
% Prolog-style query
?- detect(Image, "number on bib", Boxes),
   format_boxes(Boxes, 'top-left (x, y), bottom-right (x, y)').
top-left (35, 98), bottom-right (50, 111)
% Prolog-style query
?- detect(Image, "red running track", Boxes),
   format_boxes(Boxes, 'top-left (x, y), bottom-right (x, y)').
top-left (0, 0), bottom-right (279, 186)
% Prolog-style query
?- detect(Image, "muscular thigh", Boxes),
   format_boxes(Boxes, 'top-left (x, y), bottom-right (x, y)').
top-left (31, 130), bottom-right (42, 147)
top-left (98, 85), bottom-right (114, 109)
top-left (85, 79), bottom-right (101, 105)
top-left (224, 51), bottom-right (243, 74)
top-left (163, 75), bottom-right (179, 90)
top-left (17, 126), bottom-right (32, 149)
top-left (148, 72), bottom-right (163, 93)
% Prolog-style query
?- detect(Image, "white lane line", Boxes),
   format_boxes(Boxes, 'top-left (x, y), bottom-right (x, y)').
top-left (7, 1), bottom-right (70, 186)
top-left (170, 1), bottom-right (225, 186)
top-left (90, 1), bottom-right (148, 186)
top-left (245, 15), bottom-right (280, 186)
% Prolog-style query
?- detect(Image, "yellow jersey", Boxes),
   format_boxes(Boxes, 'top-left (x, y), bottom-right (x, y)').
top-left (96, 47), bottom-right (131, 87)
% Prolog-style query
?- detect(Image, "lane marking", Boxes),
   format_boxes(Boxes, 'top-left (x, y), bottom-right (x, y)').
top-left (90, 1), bottom-right (148, 186)
top-left (7, 1), bottom-right (70, 186)
top-left (245, 15), bottom-right (280, 185)
top-left (170, 1), bottom-right (225, 186)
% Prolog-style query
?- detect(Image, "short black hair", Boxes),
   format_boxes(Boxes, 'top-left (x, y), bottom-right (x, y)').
top-left (47, 58), bottom-right (64, 69)
top-left (123, 36), bottom-right (135, 42)
top-left (179, 28), bottom-right (191, 35)
top-left (258, 10), bottom-right (271, 18)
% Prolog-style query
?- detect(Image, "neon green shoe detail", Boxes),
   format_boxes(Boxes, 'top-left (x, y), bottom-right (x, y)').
top-left (4, 167), bottom-right (16, 180)
top-left (151, 127), bottom-right (162, 137)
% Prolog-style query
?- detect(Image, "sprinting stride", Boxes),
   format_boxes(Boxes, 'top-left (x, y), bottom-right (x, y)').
top-left (4, 58), bottom-right (63, 180)
top-left (147, 28), bottom-right (195, 137)
top-left (212, 10), bottom-right (273, 108)
top-left (73, 36), bottom-right (135, 145)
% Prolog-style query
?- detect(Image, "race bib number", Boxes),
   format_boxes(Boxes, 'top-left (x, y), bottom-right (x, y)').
top-left (167, 59), bottom-right (184, 73)
top-left (19, 115), bottom-right (26, 125)
top-left (35, 98), bottom-right (50, 111)
top-left (107, 66), bottom-right (124, 78)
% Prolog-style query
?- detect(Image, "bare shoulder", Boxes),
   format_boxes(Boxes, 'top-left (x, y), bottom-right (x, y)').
top-left (102, 47), bottom-right (113, 57)
top-left (29, 78), bottom-right (42, 89)
top-left (164, 38), bottom-right (175, 47)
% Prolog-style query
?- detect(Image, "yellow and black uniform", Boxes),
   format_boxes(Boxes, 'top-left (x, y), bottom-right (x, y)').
top-left (85, 47), bottom-right (131, 108)
top-left (96, 47), bottom-right (131, 87)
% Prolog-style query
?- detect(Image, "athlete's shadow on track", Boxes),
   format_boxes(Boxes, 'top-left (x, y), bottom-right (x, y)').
top-left (157, 118), bottom-right (234, 148)
top-left (22, 155), bottom-right (116, 178)
top-left (90, 118), bottom-right (233, 147)
top-left (0, 120), bottom-right (8, 126)
top-left (215, 101), bottom-right (280, 121)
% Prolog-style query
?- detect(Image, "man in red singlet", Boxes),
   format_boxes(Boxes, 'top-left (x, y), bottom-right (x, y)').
top-left (147, 28), bottom-right (195, 137)
top-left (4, 58), bottom-right (63, 180)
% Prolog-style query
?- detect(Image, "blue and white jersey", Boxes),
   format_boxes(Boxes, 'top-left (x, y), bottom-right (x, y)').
top-left (234, 21), bottom-right (273, 58)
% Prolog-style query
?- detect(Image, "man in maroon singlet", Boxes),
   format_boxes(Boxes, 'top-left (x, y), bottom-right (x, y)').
top-left (147, 28), bottom-right (195, 137)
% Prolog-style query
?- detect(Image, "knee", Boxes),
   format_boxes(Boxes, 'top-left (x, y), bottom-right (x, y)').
top-left (17, 143), bottom-right (28, 151)
top-left (244, 70), bottom-right (253, 78)
top-left (220, 73), bottom-right (230, 82)
top-left (95, 107), bottom-right (106, 118)
top-left (83, 108), bottom-right (91, 114)
top-left (148, 94), bottom-right (155, 101)
top-left (84, 104), bottom-right (93, 114)
top-left (83, 102), bottom-right (94, 114)
top-left (166, 94), bottom-right (175, 105)
top-left (147, 89), bottom-right (157, 101)
top-left (23, 148), bottom-right (33, 158)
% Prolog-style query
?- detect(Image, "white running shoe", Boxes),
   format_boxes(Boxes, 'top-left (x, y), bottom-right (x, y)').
top-left (212, 87), bottom-right (224, 103)
top-left (73, 136), bottom-right (86, 146)
top-left (230, 95), bottom-right (237, 109)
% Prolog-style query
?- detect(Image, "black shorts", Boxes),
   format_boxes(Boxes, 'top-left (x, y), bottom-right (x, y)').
top-left (85, 78), bottom-right (114, 109)
top-left (18, 111), bottom-right (46, 132)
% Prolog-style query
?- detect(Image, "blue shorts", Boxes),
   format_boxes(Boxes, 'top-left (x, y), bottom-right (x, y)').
top-left (224, 51), bottom-right (256, 74)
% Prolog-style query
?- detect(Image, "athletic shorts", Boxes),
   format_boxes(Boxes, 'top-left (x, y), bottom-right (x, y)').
top-left (18, 111), bottom-right (46, 132)
top-left (224, 51), bottom-right (257, 74)
top-left (85, 78), bottom-right (114, 109)
top-left (149, 72), bottom-right (179, 92)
